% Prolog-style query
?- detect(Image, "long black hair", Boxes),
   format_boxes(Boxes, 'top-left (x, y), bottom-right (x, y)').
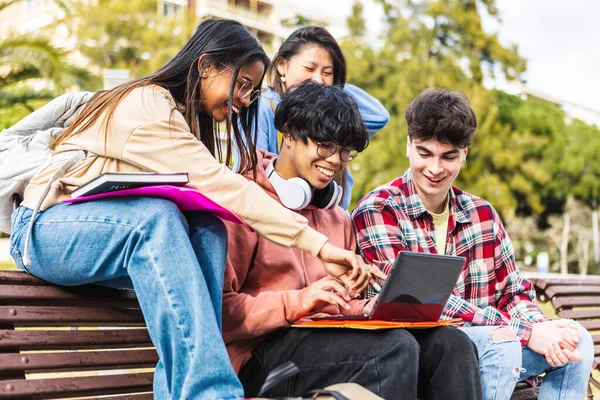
top-left (53, 19), bottom-right (270, 173)
top-left (269, 26), bottom-right (346, 95)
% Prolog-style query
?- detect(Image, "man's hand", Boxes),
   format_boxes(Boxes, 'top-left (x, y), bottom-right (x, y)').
top-left (527, 320), bottom-right (581, 366)
top-left (317, 242), bottom-right (372, 295)
top-left (301, 277), bottom-right (351, 312)
top-left (545, 343), bottom-right (581, 367)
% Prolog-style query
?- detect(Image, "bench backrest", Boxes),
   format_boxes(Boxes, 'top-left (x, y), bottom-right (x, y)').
top-left (530, 276), bottom-right (600, 394)
top-left (0, 271), bottom-right (156, 399)
top-left (2, 270), bottom-right (598, 399)
top-left (530, 277), bottom-right (600, 366)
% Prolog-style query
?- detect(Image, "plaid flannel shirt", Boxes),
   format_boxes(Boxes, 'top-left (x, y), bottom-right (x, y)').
top-left (351, 170), bottom-right (550, 344)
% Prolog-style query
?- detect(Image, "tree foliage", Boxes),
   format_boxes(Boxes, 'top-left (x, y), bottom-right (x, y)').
top-left (0, 0), bottom-right (100, 129)
top-left (0, 1), bottom-right (99, 109)
top-left (70, 0), bottom-right (190, 78)
top-left (344, 0), bottom-right (600, 271)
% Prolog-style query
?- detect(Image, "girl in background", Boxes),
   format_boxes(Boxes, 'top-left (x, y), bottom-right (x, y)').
top-left (252, 26), bottom-right (389, 209)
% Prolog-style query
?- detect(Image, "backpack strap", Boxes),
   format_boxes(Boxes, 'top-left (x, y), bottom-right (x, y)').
top-left (22, 150), bottom-right (90, 268)
top-left (258, 360), bottom-right (300, 397)
top-left (306, 389), bottom-right (351, 400)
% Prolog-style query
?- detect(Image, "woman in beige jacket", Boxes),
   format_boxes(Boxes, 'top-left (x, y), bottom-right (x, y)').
top-left (9, 19), bottom-right (371, 400)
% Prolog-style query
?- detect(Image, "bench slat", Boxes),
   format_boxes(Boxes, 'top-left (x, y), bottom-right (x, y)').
top-left (580, 320), bottom-right (600, 331)
top-left (0, 306), bottom-right (144, 324)
top-left (0, 329), bottom-right (152, 350)
top-left (84, 394), bottom-right (153, 400)
top-left (552, 296), bottom-right (600, 309)
top-left (0, 271), bottom-right (50, 286)
top-left (533, 278), bottom-right (600, 290)
top-left (0, 285), bottom-right (138, 306)
top-left (0, 349), bottom-right (158, 373)
top-left (557, 308), bottom-right (600, 320)
top-left (545, 285), bottom-right (600, 297)
top-left (0, 372), bottom-right (153, 398)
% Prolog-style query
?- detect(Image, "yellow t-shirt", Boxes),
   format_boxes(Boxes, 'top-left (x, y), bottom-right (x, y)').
top-left (429, 197), bottom-right (450, 255)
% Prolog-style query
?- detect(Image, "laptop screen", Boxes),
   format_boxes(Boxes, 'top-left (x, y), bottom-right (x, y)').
top-left (369, 251), bottom-right (466, 321)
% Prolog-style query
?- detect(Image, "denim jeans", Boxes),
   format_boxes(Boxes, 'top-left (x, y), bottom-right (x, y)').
top-left (10, 199), bottom-right (244, 400)
top-left (239, 326), bottom-right (482, 400)
top-left (460, 322), bottom-right (594, 400)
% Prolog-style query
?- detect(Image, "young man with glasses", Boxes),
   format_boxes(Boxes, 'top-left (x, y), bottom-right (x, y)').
top-left (221, 82), bottom-right (482, 399)
top-left (352, 88), bottom-right (594, 400)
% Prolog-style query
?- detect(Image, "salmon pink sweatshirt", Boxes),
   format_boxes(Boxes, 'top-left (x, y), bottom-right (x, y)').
top-left (222, 150), bottom-right (369, 373)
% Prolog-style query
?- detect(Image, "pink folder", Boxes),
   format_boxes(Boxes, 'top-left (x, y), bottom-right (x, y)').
top-left (63, 185), bottom-right (252, 231)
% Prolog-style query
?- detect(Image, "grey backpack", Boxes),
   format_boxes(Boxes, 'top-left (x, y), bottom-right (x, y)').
top-left (0, 92), bottom-right (93, 234)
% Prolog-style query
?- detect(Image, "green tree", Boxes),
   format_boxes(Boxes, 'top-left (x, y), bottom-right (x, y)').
top-left (0, 36), bottom-right (98, 107)
top-left (344, 0), bottom-right (529, 213)
top-left (544, 119), bottom-right (600, 207)
top-left (71, 0), bottom-right (191, 78)
top-left (0, 0), bottom-right (99, 123)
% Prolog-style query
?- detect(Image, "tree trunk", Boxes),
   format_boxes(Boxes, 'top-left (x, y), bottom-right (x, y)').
top-left (580, 236), bottom-right (590, 275)
top-left (560, 211), bottom-right (570, 275)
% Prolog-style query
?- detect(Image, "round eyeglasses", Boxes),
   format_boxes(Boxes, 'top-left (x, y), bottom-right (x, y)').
top-left (237, 81), bottom-right (260, 104)
top-left (316, 141), bottom-right (359, 162)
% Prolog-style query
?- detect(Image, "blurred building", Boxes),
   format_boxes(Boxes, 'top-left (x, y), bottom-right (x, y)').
top-left (522, 89), bottom-right (600, 128)
top-left (0, 0), bottom-right (70, 45)
top-left (0, 0), bottom-right (343, 56)
top-left (160, 0), bottom-right (343, 54)
top-left (0, 0), bottom-right (343, 153)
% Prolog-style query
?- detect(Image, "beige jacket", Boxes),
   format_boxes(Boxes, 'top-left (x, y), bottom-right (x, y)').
top-left (23, 85), bottom-right (327, 255)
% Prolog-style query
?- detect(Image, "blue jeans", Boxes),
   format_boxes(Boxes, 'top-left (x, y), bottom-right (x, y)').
top-left (461, 323), bottom-right (594, 400)
top-left (9, 199), bottom-right (244, 400)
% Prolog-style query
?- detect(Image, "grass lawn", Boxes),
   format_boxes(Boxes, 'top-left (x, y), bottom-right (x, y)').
top-left (0, 261), bottom-right (17, 271)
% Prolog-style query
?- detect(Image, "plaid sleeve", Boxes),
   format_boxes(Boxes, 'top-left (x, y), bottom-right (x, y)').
top-left (443, 293), bottom-right (512, 326)
top-left (493, 217), bottom-right (551, 343)
top-left (351, 193), bottom-right (406, 298)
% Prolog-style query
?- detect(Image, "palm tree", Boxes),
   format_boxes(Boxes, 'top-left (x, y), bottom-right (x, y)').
top-left (0, 0), bottom-right (100, 109)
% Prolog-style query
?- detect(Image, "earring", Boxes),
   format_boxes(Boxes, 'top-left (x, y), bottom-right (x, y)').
top-left (201, 70), bottom-right (208, 78)
top-left (280, 75), bottom-right (286, 83)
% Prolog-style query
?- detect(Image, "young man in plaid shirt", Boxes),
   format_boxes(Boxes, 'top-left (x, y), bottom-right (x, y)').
top-left (352, 89), bottom-right (593, 400)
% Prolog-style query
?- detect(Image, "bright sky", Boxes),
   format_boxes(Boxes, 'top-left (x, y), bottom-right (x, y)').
top-left (298, 0), bottom-right (600, 117)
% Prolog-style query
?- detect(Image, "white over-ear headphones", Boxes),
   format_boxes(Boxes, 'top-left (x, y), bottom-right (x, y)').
top-left (266, 158), bottom-right (342, 211)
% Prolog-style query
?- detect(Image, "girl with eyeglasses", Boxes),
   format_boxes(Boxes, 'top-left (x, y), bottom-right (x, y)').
top-left (250, 25), bottom-right (390, 210)
top-left (9, 19), bottom-right (373, 399)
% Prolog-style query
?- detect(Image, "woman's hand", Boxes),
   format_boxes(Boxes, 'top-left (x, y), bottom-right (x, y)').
top-left (301, 276), bottom-right (351, 312)
top-left (317, 242), bottom-right (384, 295)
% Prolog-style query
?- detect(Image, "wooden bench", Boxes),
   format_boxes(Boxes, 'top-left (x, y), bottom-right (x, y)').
top-left (2, 269), bottom-right (599, 399)
top-left (0, 270), bottom-right (156, 399)
top-left (527, 275), bottom-right (600, 400)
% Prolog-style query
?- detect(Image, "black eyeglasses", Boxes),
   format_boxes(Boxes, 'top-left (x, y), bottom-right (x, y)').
top-left (237, 80), bottom-right (260, 104)
top-left (316, 141), bottom-right (359, 162)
